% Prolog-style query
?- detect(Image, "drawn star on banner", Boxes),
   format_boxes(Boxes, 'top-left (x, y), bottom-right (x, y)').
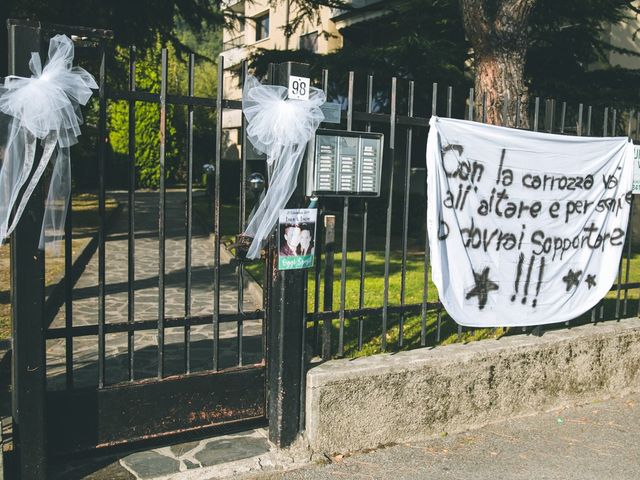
top-left (465, 267), bottom-right (499, 310)
top-left (584, 274), bottom-right (597, 289)
top-left (562, 269), bottom-right (582, 292)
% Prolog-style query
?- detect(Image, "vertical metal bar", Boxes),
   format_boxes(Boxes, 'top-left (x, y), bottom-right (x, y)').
top-left (613, 107), bottom-right (624, 320)
top-left (337, 71), bottom-right (354, 357)
top-left (577, 103), bottom-right (583, 137)
top-left (422, 84), bottom-right (441, 347)
top-left (533, 97), bottom-right (540, 132)
top-left (446, 86), bottom-right (452, 118)
top-left (623, 202), bottom-right (633, 316)
top-left (127, 46), bottom-right (136, 381)
top-left (434, 83), bottom-right (444, 342)
top-left (560, 101), bottom-right (566, 133)
top-left (312, 211), bottom-right (322, 353)
top-left (467, 87), bottom-right (474, 121)
top-left (185, 52), bottom-right (195, 373)
top-left (262, 65), bottom-right (273, 366)
top-left (157, 48), bottom-right (168, 379)
top-left (515, 97), bottom-right (521, 128)
top-left (627, 109), bottom-right (634, 138)
top-left (502, 93), bottom-right (508, 127)
top-left (98, 47), bottom-right (107, 388)
top-left (240, 61), bottom-right (249, 230)
top-left (236, 60), bottom-right (248, 366)
top-left (481, 92), bottom-right (487, 123)
top-left (599, 107), bottom-right (609, 321)
top-left (299, 267), bottom-right (308, 432)
top-left (266, 61), bottom-right (311, 448)
top-left (615, 243), bottom-right (624, 320)
top-left (381, 77), bottom-right (397, 352)
top-left (64, 197), bottom-right (73, 389)
top-left (8, 22), bottom-right (47, 479)
top-left (358, 74), bottom-right (374, 351)
top-left (313, 69), bottom-right (329, 354)
top-left (399, 81), bottom-right (415, 349)
top-left (421, 195), bottom-right (429, 348)
top-left (587, 106), bottom-right (592, 135)
top-left (213, 55), bottom-right (224, 370)
top-left (322, 215), bottom-right (335, 360)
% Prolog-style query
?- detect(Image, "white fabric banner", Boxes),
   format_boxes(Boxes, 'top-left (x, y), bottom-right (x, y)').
top-left (426, 116), bottom-right (634, 327)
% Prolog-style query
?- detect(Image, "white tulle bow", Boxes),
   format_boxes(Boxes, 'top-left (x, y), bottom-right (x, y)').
top-left (242, 75), bottom-right (325, 259)
top-left (0, 34), bottom-right (97, 250)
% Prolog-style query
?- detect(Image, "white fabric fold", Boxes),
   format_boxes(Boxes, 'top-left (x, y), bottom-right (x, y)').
top-left (242, 75), bottom-right (325, 259)
top-left (426, 116), bottom-right (633, 327)
top-left (0, 34), bottom-right (97, 250)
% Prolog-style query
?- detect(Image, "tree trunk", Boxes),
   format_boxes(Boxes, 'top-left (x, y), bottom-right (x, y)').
top-left (461, 0), bottom-right (537, 127)
top-left (475, 50), bottom-right (528, 127)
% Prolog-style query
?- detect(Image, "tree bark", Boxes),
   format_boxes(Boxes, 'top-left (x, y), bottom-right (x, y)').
top-left (460, 0), bottom-right (537, 127)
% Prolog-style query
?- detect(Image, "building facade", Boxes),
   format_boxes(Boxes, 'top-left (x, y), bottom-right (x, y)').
top-left (220, 0), bottom-right (387, 160)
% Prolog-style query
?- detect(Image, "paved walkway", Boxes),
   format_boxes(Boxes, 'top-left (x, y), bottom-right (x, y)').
top-left (50, 392), bottom-right (640, 479)
top-left (46, 190), bottom-right (263, 389)
top-left (254, 393), bottom-right (640, 480)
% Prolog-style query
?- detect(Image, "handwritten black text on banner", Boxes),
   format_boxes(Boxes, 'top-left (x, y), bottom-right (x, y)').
top-left (426, 117), bottom-right (633, 327)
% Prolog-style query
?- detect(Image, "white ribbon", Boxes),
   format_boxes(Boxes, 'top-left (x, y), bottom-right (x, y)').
top-left (0, 34), bottom-right (97, 250)
top-left (242, 75), bottom-right (325, 259)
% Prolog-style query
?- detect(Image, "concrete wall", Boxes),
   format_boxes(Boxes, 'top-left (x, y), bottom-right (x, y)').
top-left (305, 317), bottom-right (640, 454)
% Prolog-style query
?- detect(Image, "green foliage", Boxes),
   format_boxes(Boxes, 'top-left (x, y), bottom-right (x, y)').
top-left (251, 0), bottom-right (471, 113)
top-left (108, 40), bottom-right (181, 189)
top-left (252, 0), bottom-right (640, 109)
top-left (107, 21), bottom-right (221, 189)
top-left (0, 0), bottom-right (226, 75)
top-left (526, 0), bottom-right (640, 106)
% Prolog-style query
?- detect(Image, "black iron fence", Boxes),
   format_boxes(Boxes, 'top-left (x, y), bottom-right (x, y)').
top-left (304, 72), bottom-right (640, 360)
top-left (5, 18), bottom-right (640, 479)
top-left (6, 21), bottom-right (272, 478)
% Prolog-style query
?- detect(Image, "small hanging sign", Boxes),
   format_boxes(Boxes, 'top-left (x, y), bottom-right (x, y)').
top-left (288, 75), bottom-right (310, 100)
top-left (278, 208), bottom-right (317, 270)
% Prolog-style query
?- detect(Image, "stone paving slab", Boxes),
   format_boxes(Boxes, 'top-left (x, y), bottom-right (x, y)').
top-left (50, 428), bottom-right (278, 480)
top-left (46, 190), bottom-right (263, 390)
top-left (120, 430), bottom-right (272, 479)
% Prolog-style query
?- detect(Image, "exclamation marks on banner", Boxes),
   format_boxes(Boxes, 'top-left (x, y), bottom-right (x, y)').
top-left (532, 257), bottom-right (545, 308)
top-left (511, 253), bottom-right (525, 302)
top-left (511, 254), bottom-right (545, 308)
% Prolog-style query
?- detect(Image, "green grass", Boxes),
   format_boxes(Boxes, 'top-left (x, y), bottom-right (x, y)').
top-left (192, 195), bottom-right (242, 243)
top-left (302, 249), bottom-right (640, 358)
top-left (193, 196), bottom-right (640, 359)
top-left (0, 193), bottom-right (118, 340)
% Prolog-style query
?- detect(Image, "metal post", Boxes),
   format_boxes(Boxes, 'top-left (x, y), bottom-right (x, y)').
top-left (267, 62), bottom-right (310, 448)
top-left (8, 20), bottom-right (47, 479)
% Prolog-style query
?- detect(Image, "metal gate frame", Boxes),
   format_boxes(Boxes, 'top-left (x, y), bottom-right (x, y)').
top-left (6, 20), bottom-right (310, 479)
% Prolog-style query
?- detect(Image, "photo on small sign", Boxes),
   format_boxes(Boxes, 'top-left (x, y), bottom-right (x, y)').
top-left (278, 208), bottom-right (317, 270)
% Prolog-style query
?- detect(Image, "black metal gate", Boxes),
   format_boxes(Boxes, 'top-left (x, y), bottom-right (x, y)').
top-left (7, 20), bottom-right (283, 475)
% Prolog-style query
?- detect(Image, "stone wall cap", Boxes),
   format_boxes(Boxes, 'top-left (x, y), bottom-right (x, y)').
top-left (307, 317), bottom-right (640, 388)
